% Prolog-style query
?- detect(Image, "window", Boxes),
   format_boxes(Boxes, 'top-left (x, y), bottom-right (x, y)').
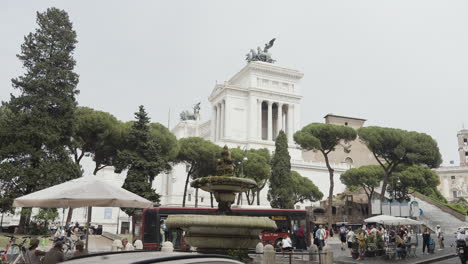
top-left (104, 208), bottom-right (112, 219)
top-left (200, 197), bottom-right (204, 203)
top-left (453, 191), bottom-right (458, 198)
top-left (345, 122), bottom-right (348, 126)
top-left (188, 194), bottom-right (191, 201)
top-left (451, 175), bottom-right (456, 180)
top-left (464, 138), bottom-right (468, 145)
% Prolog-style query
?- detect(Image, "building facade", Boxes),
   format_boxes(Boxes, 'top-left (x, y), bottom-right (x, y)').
top-left (155, 61), bottom-right (353, 209)
top-left (436, 129), bottom-right (468, 201)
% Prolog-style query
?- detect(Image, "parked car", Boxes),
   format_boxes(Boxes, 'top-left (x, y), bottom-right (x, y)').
top-left (64, 252), bottom-right (244, 264)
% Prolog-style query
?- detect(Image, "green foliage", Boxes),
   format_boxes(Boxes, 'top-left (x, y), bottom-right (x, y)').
top-left (32, 208), bottom-right (59, 231)
top-left (387, 165), bottom-right (441, 202)
top-left (0, 8), bottom-right (82, 218)
top-left (176, 137), bottom-right (221, 207)
top-left (290, 171), bottom-right (323, 203)
top-left (358, 126), bottom-right (442, 200)
top-left (69, 107), bottom-right (124, 174)
top-left (294, 123), bottom-right (357, 225)
top-left (446, 203), bottom-right (467, 215)
top-left (230, 148), bottom-right (271, 204)
top-left (119, 106), bottom-right (177, 215)
top-left (293, 123), bottom-right (357, 153)
top-left (340, 165), bottom-right (383, 195)
top-left (340, 165), bottom-right (383, 214)
top-left (268, 131), bottom-right (294, 209)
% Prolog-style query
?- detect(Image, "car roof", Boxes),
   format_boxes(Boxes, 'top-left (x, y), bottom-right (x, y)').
top-left (64, 251), bottom-right (244, 264)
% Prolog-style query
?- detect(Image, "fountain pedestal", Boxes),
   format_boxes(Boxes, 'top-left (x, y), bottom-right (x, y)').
top-left (166, 146), bottom-right (277, 260)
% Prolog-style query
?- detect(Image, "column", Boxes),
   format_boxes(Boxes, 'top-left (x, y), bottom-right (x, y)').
top-left (257, 99), bottom-right (262, 140)
top-left (216, 104), bottom-right (221, 140)
top-left (287, 104), bottom-right (293, 142)
top-left (277, 103), bottom-right (283, 135)
top-left (220, 100), bottom-right (225, 139)
top-left (267, 101), bottom-right (273, 141)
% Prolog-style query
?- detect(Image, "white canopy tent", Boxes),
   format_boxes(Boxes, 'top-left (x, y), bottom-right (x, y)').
top-left (13, 177), bottom-right (153, 249)
top-left (364, 215), bottom-right (420, 225)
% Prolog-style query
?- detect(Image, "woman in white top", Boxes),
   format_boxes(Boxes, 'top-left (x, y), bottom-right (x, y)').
top-left (281, 235), bottom-right (293, 252)
top-left (26, 238), bottom-right (46, 264)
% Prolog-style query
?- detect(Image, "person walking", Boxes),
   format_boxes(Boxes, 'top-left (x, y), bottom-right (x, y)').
top-left (339, 224), bottom-right (347, 250)
top-left (346, 227), bottom-right (355, 257)
top-left (315, 225), bottom-right (326, 251)
top-left (357, 229), bottom-right (366, 260)
top-left (435, 225), bottom-right (444, 249)
top-left (422, 228), bottom-right (431, 254)
top-left (296, 225), bottom-right (306, 250)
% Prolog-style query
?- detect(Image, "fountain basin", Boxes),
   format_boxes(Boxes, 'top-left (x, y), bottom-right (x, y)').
top-left (166, 214), bottom-right (276, 249)
top-left (191, 176), bottom-right (256, 193)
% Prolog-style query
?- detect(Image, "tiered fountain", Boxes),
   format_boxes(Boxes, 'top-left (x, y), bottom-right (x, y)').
top-left (166, 146), bottom-right (276, 258)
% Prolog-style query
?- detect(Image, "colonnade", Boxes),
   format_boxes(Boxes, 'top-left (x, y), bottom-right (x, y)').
top-left (257, 99), bottom-right (294, 141)
top-left (211, 98), bottom-right (294, 142)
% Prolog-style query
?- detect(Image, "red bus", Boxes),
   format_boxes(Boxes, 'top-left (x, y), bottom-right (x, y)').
top-left (134, 207), bottom-right (311, 251)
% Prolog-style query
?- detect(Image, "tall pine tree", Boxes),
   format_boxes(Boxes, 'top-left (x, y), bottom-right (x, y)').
top-left (0, 8), bottom-right (81, 231)
top-left (117, 106), bottom-right (178, 216)
top-left (268, 131), bottom-right (294, 209)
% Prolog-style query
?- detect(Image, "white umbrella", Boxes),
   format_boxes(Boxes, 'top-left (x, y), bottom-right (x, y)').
top-left (13, 177), bottom-right (153, 249)
top-left (364, 215), bottom-right (400, 224)
top-left (394, 217), bottom-right (420, 225)
top-left (365, 215), bottom-right (420, 225)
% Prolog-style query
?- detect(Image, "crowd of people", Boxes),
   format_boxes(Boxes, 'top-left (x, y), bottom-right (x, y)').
top-left (311, 223), bottom-right (449, 261)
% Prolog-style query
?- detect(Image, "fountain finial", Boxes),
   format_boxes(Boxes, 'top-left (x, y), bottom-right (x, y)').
top-left (216, 145), bottom-right (234, 176)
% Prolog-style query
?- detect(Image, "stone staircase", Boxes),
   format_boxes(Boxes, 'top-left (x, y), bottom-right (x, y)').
top-left (412, 194), bottom-right (467, 234)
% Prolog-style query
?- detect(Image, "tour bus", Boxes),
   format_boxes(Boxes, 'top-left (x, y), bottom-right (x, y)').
top-left (133, 206), bottom-right (311, 250)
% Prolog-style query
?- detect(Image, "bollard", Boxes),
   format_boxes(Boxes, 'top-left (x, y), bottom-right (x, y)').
top-left (161, 241), bottom-right (174, 252)
top-left (256, 242), bottom-right (264, 253)
top-left (322, 245), bottom-right (333, 264)
top-left (308, 244), bottom-right (318, 261)
top-left (262, 244), bottom-right (275, 264)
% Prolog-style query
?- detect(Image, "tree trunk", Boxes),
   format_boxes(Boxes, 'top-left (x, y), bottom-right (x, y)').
top-left (182, 172), bottom-right (191, 207)
top-left (249, 190), bottom-right (255, 205)
top-left (18, 208), bottom-right (31, 234)
top-left (257, 190), bottom-right (261, 205)
top-left (237, 193), bottom-right (242, 205)
top-left (210, 193), bottom-right (214, 208)
top-left (367, 193), bottom-right (373, 216)
top-left (195, 188), bottom-right (199, 208)
top-left (323, 152), bottom-right (334, 232)
top-left (66, 208), bottom-right (74, 224)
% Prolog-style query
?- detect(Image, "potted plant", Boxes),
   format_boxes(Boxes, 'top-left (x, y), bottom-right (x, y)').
top-left (365, 235), bottom-right (377, 257)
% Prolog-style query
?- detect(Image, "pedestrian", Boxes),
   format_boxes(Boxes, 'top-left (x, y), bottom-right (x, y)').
top-left (296, 225), bottom-right (306, 250)
top-left (315, 225), bottom-right (326, 251)
top-left (26, 238), bottom-right (46, 264)
top-left (435, 225), bottom-right (444, 249)
top-left (422, 228), bottom-right (430, 254)
top-left (43, 241), bottom-right (65, 264)
top-left (72, 240), bottom-right (88, 258)
top-left (357, 229), bottom-right (366, 260)
top-left (122, 238), bottom-right (135, 250)
top-left (281, 234), bottom-right (293, 252)
top-left (346, 227), bottom-right (355, 257)
top-left (339, 224), bottom-right (347, 250)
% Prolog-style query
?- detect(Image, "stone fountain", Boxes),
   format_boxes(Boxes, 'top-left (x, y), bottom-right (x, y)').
top-left (166, 146), bottom-right (276, 258)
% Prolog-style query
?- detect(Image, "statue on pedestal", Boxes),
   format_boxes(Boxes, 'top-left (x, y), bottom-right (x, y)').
top-left (180, 102), bottom-right (201, 121)
top-left (246, 38), bottom-right (276, 63)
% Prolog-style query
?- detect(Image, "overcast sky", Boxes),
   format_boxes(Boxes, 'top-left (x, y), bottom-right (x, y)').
top-left (1, 1), bottom-right (468, 166)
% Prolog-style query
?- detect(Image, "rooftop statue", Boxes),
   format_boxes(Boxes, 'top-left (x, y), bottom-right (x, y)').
top-left (180, 102), bottom-right (201, 121)
top-left (245, 38), bottom-right (276, 63)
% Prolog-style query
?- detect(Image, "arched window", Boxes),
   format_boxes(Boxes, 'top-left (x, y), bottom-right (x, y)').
top-left (345, 157), bottom-right (353, 166)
